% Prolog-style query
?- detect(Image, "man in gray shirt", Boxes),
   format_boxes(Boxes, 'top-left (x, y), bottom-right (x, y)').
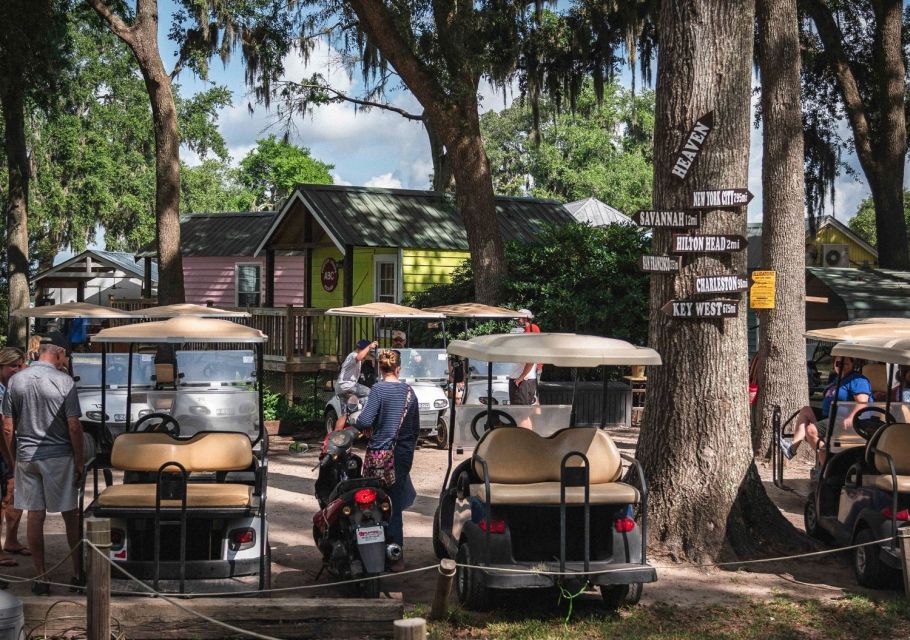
top-left (333, 338), bottom-right (377, 430)
top-left (2, 343), bottom-right (84, 595)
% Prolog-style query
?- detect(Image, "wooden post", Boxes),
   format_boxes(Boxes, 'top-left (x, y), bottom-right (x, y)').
top-left (428, 559), bottom-right (456, 621)
top-left (86, 518), bottom-right (111, 640)
top-left (899, 527), bottom-right (910, 602)
top-left (393, 618), bottom-right (426, 640)
top-left (265, 249), bottom-right (275, 308)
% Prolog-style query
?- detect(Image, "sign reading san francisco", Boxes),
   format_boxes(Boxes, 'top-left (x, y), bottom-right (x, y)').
top-left (632, 210), bottom-right (700, 228)
top-left (694, 274), bottom-right (749, 294)
top-left (671, 234), bottom-right (746, 253)
top-left (661, 299), bottom-right (739, 319)
top-left (639, 255), bottom-right (681, 273)
top-left (671, 112), bottom-right (713, 181)
top-left (690, 189), bottom-right (754, 209)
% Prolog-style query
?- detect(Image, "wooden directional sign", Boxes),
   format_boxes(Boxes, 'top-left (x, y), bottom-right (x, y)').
top-left (661, 299), bottom-right (739, 319)
top-left (671, 112), bottom-right (714, 181)
top-left (632, 210), bottom-right (701, 228)
top-left (671, 234), bottom-right (747, 253)
top-left (695, 274), bottom-right (749, 294)
top-left (639, 255), bottom-right (681, 273)
top-left (691, 189), bottom-right (754, 209)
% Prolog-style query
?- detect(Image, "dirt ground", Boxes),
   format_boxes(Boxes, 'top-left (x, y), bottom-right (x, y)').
top-left (1, 425), bottom-right (902, 610)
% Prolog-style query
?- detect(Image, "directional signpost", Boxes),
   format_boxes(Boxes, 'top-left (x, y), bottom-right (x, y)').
top-left (671, 234), bottom-right (747, 253)
top-left (691, 189), bottom-right (754, 209)
top-left (661, 299), bottom-right (739, 319)
top-left (639, 255), bottom-right (681, 273)
top-left (694, 274), bottom-right (749, 294)
top-left (671, 112), bottom-right (714, 181)
top-left (632, 210), bottom-right (701, 228)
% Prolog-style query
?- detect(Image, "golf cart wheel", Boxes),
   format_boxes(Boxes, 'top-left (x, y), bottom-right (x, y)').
top-left (324, 408), bottom-right (338, 435)
top-left (435, 418), bottom-right (448, 450)
top-left (854, 527), bottom-right (898, 589)
top-left (600, 582), bottom-right (642, 611)
top-left (432, 508), bottom-right (449, 559)
top-left (803, 499), bottom-right (832, 542)
top-left (360, 574), bottom-right (381, 598)
top-left (455, 541), bottom-right (490, 610)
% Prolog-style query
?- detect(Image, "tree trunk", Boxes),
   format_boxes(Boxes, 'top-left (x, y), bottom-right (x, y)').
top-left (754, 0), bottom-right (808, 456)
top-left (425, 117), bottom-right (454, 193)
top-left (636, 0), bottom-right (755, 561)
top-left (88, 0), bottom-right (185, 304)
top-left (3, 90), bottom-right (30, 348)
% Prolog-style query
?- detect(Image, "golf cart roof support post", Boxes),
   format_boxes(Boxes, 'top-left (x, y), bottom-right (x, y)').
top-left (600, 366), bottom-right (608, 429)
top-left (442, 319), bottom-right (447, 350)
top-left (827, 366), bottom-right (844, 469)
top-left (570, 368), bottom-right (578, 428)
top-left (886, 363), bottom-right (894, 416)
top-left (100, 343), bottom-right (107, 498)
top-left (486, 362), bottom-right (493, 432)
top-left (125, 343), bottom-right (134, 433)
top-left (442, 358), bottom-right (458, 491)
top-left (257, 343), bottom-right (265, 447)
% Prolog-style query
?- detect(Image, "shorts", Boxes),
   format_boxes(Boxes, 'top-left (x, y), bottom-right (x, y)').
top-left (15, 456), bottom-right (78, 513)
top-left (508, 378), bottom-right (538, 405)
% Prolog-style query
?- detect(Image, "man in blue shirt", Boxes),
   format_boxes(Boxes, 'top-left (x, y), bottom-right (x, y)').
top-left (779, 356), bottom-right (872, 465)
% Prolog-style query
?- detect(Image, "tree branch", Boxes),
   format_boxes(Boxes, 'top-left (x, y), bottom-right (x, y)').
top-left (85, 0), bottom-right (135, 44)
top-left (803, 0), bottom-right (877, 172)
top-left (288, 82), bottom-right (424, 121)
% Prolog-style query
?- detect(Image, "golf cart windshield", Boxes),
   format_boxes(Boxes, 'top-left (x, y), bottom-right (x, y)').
top-left (72, 353), bottom-right (155, 388)
top-left (398, 348), bottom-right (448, 381)
top-left (176, 350), bottom-right (256, 385)
top-left (467, 361), bottom-right (513, 379)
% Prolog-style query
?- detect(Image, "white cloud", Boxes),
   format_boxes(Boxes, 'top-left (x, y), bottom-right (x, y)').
top-left (364, 173), bottom-right (403, 189)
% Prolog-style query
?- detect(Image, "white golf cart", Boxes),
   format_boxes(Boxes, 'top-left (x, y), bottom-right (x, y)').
top-left (323, 303), bottom-right (450, 446)
top-left (83, 316), bottom-right (271, 594)
top-left (433, 332), bottom-right (661, 610)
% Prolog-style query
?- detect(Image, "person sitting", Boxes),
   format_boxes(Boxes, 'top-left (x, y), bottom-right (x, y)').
top-left (334, 339), bottom-right (378, 431)
top-left (891, 365), bottom-right (910, 403)
top-left (391, 330), bottom-right (407, 349)
top-left (779, 356), bottom-right (871, 465)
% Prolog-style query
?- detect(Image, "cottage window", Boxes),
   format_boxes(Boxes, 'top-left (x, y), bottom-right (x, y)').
top-left (374, 255), bottom-right (399, 303)
top-left (236, 263), bottom-right (262, 307)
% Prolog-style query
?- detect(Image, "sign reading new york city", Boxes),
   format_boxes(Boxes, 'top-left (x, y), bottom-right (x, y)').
top-left (694, 274), bottom-right (749, 294)
top-left (661, 299), bottom-right (739, 319)
top-left (671, 112), bottom-right (714, 181)
top-left (632, 210), bottom-right (700, 228)
top-left (639, 255), bottom-right (681, 273)
top-left (671, 234), bottom-right (746, 253)
top-left (690, 189), bottom-right (754, 209)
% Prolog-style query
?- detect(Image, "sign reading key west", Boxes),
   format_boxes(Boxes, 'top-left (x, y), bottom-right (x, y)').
top-left (672, 234), bottom-right (746, 253)
top-left (661, 299), bottom-right (739, 319)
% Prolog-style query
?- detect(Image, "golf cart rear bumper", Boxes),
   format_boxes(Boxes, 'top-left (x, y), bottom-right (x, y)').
top-left (478, 561), bottom-right (656, 589)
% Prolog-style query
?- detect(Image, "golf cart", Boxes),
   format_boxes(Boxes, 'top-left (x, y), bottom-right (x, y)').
top-left (433, 332), bottom-right (661, 610)
top-left (799, 334), bottom-right (910, 589)
top-left (83, 316), bottom-right (271, 594)
top-left (323, 303), bottom-right (450, 446)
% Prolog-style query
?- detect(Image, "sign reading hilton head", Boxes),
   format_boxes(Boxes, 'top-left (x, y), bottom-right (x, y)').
top-left (672, 234), bottom-right (747, 253)
top-left (691, 189), bottom-right (754, 209)
top-left (661, 299), bottom-right (739, 319)
top-left (671, 112), bottom-right (713, 181)
top-left (632, 210), bottom-right (700, 228)
top-left (639, 255), bottom-right (681, 273)
top-left (695, 274), bottom-right (749, 294)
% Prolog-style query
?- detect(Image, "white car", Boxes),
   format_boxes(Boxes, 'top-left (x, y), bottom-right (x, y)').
top-left (323, 348), bottom-right (450, 448)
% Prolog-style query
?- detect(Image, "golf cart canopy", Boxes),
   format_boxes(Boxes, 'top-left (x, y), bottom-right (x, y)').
top-left (448, 333), bottom-right (662, 367)
top-left (326, 302), bottom-right (444, 319)
top-left (831, 335), bottom-right (910, 366)
top-left (91, 317), bottom-right (267, 344)
top-left (805, 317), bottom-right (910, 342)
top-left (132, 303), bottom-right (251, 318)
top-left (11, 302), bottom-right (134, 319)
top-left (421, 303), bottom-right (531, 319)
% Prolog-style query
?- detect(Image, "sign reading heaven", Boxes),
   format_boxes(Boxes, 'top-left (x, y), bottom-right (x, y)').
top-left (671, 112), bottom-right (714, 181)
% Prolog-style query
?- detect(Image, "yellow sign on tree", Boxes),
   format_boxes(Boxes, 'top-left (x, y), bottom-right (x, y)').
top-left (750, 270), bottom-right (777, 309)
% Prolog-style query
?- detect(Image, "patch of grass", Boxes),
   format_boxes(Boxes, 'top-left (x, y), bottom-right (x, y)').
top-left (426, 595), bottom-right (910, 639)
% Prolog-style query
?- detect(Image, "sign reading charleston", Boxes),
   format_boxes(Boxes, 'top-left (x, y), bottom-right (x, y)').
top-left (661, 299), bottom-right (739, 319)
top-left (695, 274), bottom-right (749, 294)
top-left (632, 210), bottom-right (700, 228)
top-left (691, 189), bottom-right (754, 209)
top-left (671, 112), bottom-right (713, 180)
top-left (672, 234), bottom-right (746, 253)
top-left (639, 255), bottom-right (681, 273)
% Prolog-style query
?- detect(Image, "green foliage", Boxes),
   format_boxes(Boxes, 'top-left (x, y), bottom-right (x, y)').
top-left (481, 80), bottom-right (654, 214)
top-left (407, 223), bottom-right (650, 345)
top-left (848, 190), bottom-right (910, 249)
top-left (181, 159), bottom-right (256, 214)
top-left (239, 135), bottom-right (334, 209)
top-left (262, 386), bottom-right (282, 421)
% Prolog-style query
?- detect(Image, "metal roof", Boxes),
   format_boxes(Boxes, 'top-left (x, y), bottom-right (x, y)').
top-left (807, 267), bottom-right (910, 320)
top-left (136, 212), bottom-right (276, 258)
top-left (35, 249), bottom-right (157, 284)
top-left (564, 197), bottom-right (634, 226)
top-left (256, 185), bottom-right (575, 254)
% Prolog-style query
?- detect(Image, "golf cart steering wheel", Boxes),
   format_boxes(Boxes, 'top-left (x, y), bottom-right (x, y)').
top-left (852, 407), bottom-right (896, 441)
top-left (131, 412), bottom-right (181, 436)
top-left (470, 409), bottom-right (517, 441)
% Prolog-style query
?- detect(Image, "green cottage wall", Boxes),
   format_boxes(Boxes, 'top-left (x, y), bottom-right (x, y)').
top-left (401, 249), bottom-right (471, 298)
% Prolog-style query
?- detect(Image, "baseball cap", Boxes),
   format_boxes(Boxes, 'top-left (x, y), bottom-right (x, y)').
top-left (518, 308), bottom-right (533, 318)
top-left (356, 339), bottom-right (371, 349)
top-left (391, 330), bottom-right (406, 342)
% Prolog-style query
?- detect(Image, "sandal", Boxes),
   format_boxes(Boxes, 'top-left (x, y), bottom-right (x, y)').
top-left (31, 581), bottom-right (50, 596)
top-left (3, 547), bottom-right (31, 556)
top-left (0, 557), bottom-right (18, 568)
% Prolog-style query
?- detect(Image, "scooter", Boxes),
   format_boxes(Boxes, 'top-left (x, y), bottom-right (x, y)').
top-left (312, 427), bottom-right (399, 597)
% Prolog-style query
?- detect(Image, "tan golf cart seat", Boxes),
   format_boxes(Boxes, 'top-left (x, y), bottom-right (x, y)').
top-left (153, 363), bottom-right (177, 389)
top-left (470, 427), bottom-right (639, 505)
top-left (862, 423), bottom-right (910, 493)
top-left (862, 363), bottom-right (889, 398)
top-left (97, 432), bottom-right (254, 508)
